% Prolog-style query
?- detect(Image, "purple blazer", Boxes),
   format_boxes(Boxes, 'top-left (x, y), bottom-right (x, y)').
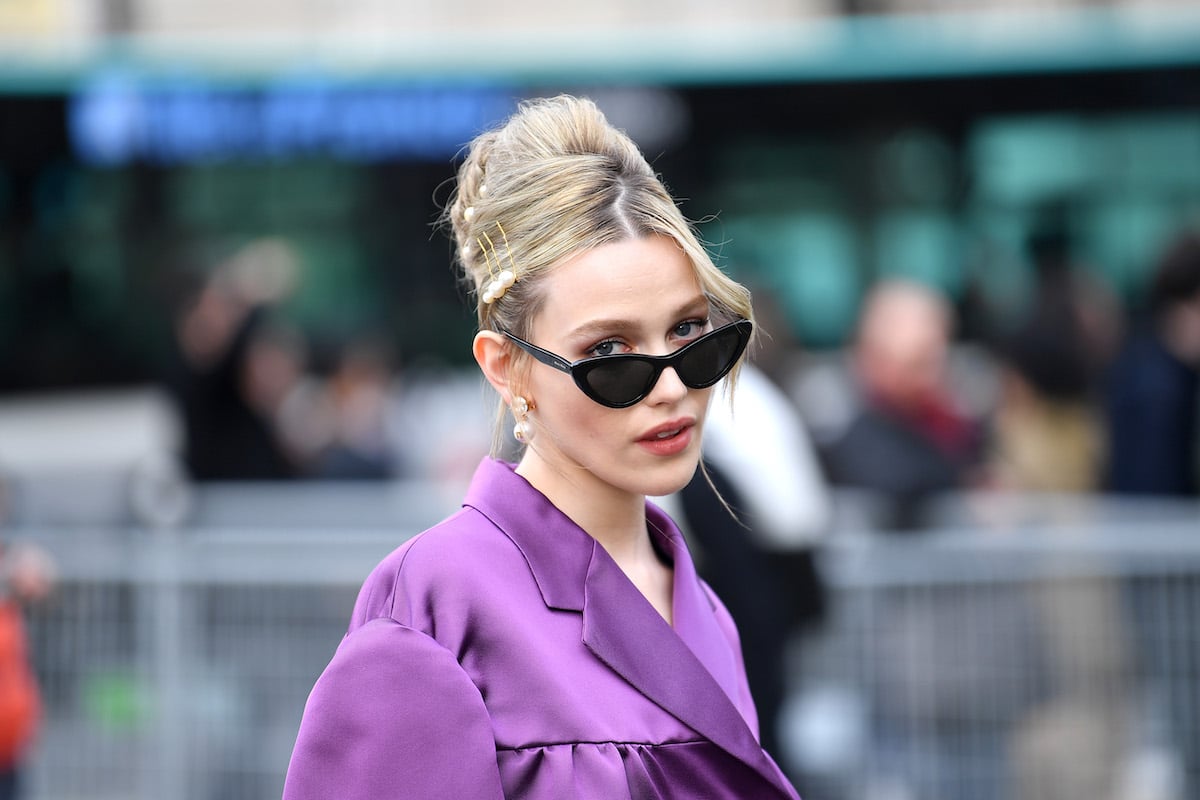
top-left (283, 458), bottom-right (801, 799)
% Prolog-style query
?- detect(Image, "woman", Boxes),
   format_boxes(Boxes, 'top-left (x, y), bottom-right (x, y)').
top-left (283, 95), bottom-right (800, 800)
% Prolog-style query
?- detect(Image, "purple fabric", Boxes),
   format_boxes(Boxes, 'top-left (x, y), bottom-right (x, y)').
top-left (283, 458), bottom-right (800, 799)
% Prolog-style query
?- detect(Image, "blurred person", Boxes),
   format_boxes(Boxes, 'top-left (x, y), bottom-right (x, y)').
top-left (166, 239), bottom-right (307, 481)
top-left (283, 96), bottom-right (801, 799)
top-left (0, 541), bottom-right (55, 800)
top-left (822, 279), bottom-right (982, 529)
top-left (987, 306), bottom-right (1106, 494)
top-left (298, 338), bottom-right (402, 480)
top-left (1105, 227), bottom-right (1200, 497)
top-left (179, 304), bottom-right (307, 481)
top-left (953, 224), bottom-right (1144, 800)
top-left (976, 216), bottom-right (1119, 489)
top-left (1104, 227), bottom-right (1200, 800)
top-left (985, 316), bottom-right (1135, 800)
top-left (1024, 214), bottom-right (1123, 384)
top-left (861, 289), bottom-right (1122, 800)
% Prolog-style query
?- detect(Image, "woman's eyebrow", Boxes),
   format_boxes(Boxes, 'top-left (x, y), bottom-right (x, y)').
top-left (566, 318), bottom-right (637, 341)
top-left (566, 298), bottom-right (710, 341)
top-left (674, 297), bottom-right (712, 320)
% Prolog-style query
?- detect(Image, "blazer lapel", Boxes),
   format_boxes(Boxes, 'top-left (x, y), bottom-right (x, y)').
top-left (581, 523), bottom-right (794, 797)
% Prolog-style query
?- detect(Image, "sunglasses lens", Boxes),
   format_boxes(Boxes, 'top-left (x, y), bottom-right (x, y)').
top-left (677, 325), bottom-right (746, 388)
top-left (582, 359), bottom-right (658, 407)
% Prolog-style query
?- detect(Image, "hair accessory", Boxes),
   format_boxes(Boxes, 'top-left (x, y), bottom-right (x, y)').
top-left (479, 184), bottom-right (488, 196)
top-left (512, 395), bottom-right (533, 444)
top-left (463, 206), bottom-right (476, 220)
top-left (478, 223), bottom-right (518, 305)
top-left (477, 231), bottom-right (499, 304)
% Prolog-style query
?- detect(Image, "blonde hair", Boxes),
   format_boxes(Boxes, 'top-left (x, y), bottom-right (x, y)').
top-left (443, 95), bottom-right (754, 453)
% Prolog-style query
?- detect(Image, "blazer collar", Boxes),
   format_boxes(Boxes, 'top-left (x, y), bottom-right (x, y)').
top-left (462, 459), bottom-right (797, 799)
top-left (462, 458), bottom-right (590, 612)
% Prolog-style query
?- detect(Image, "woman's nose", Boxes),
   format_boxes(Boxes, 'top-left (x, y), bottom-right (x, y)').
top-left (644, 365), bottom-right (689, 405)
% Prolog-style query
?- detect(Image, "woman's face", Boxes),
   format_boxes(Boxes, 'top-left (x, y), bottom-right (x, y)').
top-left (518, 234), bottom-right (714, 500)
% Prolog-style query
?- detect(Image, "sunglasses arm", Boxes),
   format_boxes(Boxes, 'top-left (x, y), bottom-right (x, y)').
top-left (504, 333), bottom-right (574, 375)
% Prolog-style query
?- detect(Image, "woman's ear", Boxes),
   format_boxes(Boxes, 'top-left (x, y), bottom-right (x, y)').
top-left (473, 330), bottom-right (516, 406)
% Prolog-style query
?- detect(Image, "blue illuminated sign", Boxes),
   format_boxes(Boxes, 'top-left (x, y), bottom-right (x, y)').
top-left (69, 73), bottom-right (518, 165)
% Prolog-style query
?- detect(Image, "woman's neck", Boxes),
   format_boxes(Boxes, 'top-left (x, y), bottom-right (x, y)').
top-left (516, 453), bottom-right (649, 561)
top-left (515, 451), bottom-right (675, 625)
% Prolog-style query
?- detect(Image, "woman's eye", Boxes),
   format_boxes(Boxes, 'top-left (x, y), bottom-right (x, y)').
top-left (590, 339), bottom-right (621, 357)
top-left (673, 319), bottom-right (706, 339)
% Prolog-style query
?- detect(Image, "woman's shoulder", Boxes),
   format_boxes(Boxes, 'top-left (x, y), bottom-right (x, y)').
top-left (349, 505), bottom-right (526, 629)
top-left (379, 506), bottom-right (508, 573)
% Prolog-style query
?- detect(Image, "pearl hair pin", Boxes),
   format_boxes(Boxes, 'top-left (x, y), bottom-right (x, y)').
top-left (477, 222), bottom-right (518, 305)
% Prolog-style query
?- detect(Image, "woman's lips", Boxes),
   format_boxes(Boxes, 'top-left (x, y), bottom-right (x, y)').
top-left (636, 419), bottom-right (695, 456)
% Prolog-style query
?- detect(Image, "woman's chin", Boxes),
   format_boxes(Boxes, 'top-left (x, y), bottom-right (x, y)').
top-left (635, 458), bottom-right (702, 499)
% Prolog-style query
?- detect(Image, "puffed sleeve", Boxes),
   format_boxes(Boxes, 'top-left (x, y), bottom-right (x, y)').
top-left (282, 618), bottom-right (506, 800)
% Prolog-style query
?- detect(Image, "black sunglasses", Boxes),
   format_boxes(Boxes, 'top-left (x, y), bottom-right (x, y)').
top-left (502, 319), bottom-right (753, 409)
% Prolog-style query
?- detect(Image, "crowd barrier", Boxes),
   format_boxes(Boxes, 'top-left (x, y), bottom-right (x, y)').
top-left (787, 497), bottom-right (1199, 800)
top-left (4, 485), bottom-right (1198, 800)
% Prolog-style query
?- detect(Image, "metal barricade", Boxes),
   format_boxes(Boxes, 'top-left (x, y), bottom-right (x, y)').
top-left (786, 501), bottom-right (1200, 800)
top-left (7, 487), bottom-right (1200, 800)
top-left (14, 480), bottom-right (458, 800)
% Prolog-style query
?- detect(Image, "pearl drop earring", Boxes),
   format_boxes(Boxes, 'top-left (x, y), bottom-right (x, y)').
top-left (512, 396), bottom-right (533, 444)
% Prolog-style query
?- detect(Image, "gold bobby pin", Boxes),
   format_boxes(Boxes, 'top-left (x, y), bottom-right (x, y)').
top-left (476, 235), bottom-right (498, 281)
top-left (480, 224), bottom-right (517, 305)
top-left (496, 222), bottom-right (518, 279)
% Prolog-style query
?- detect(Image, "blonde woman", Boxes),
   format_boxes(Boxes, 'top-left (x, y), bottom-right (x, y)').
top-left (283, 95), bottom-right (800, 800)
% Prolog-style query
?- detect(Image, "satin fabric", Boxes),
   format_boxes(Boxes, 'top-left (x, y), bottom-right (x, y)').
top-left (283, 458), bottom-right (800, 799)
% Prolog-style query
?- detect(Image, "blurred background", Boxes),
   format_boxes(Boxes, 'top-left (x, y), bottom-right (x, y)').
top-left (1, 0), bottom-right (1200, 798)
